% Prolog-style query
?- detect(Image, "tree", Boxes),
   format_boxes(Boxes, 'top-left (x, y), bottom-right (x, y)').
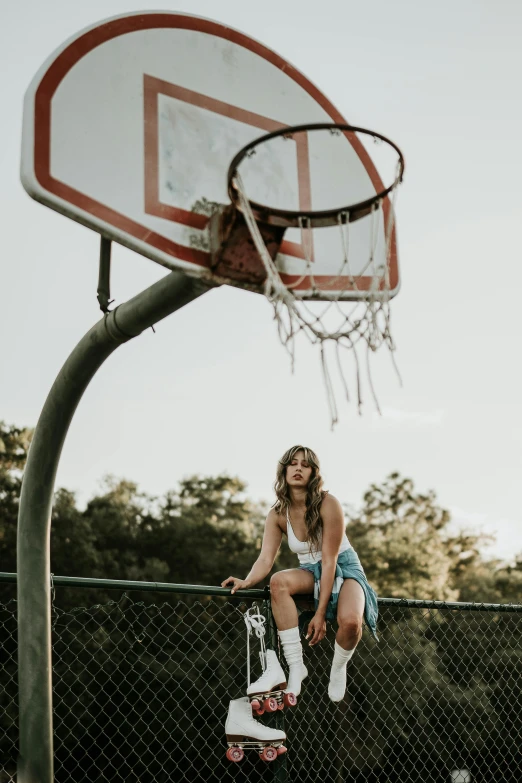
top-left (146, 474), bottom-right (266, 586)
top-left (0, 421), bottom-right (33, 575)
top-left (346, 472), bottom-right (493, 602)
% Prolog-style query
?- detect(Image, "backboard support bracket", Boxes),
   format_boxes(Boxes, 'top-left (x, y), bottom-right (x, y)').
top-left (97, 237), bottom-right (113, 313)
top-left (208, 205), bottom-right (284, 288)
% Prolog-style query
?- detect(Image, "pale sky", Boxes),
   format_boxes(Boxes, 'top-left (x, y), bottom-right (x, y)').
top-left (2, 0), bottom-right (521, 567)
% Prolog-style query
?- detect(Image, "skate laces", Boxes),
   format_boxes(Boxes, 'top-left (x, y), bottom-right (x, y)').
top-left (243, 606), bottom-right (268, 687)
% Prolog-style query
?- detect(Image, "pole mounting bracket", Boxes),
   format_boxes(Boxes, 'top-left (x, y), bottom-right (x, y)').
top-left (97, 237), bottom-right (114, 313)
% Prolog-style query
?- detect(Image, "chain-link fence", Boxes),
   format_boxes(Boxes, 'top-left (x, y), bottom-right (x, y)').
top-left (1, 575), bottom-right (521, 782)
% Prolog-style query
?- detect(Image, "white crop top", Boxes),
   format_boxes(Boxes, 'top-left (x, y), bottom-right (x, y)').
top-left (286, 510), bottom-right (352, 565)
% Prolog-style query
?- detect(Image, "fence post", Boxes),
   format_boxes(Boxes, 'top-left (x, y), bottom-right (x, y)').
top-left (263, 589), bottom-right (288, 783)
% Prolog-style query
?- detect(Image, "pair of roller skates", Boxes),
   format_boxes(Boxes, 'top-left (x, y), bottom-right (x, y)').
top-left (225, 607), bottom-right (298, 763)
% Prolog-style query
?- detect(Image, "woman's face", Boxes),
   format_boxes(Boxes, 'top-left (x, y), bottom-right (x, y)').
top-left (286, 450), bottom-right (313, 489)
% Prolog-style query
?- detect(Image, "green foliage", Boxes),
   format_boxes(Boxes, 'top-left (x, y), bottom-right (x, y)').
top-left (1, 425), bottom-right (520, 604)
top-left (346, 472), bottom-right (497, 601)
top-left (0, 422), bottom-right (264, 592)
top-left (144, 474), bottom-right (266, 586)
top-left (0, 422), bottom-right (33, 575)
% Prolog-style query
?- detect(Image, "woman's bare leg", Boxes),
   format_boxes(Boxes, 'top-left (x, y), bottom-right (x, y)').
top-left (329, 578), bottom-right (365, 702)
top-left (336, 578), bottom-right (365, 649)
top-left (269, 569), bottom-right (314, 696)
top-left (269, 569), bottom-right (315, 631)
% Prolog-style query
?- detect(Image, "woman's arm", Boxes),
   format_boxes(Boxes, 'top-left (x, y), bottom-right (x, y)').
top-left (307, 494), bottom-right (345, 645)
top-left (221, 509), bottom-right (283, 594)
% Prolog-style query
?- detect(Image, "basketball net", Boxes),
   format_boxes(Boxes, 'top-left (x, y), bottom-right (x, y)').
top-left (234, 171), bottom-right (402, 428)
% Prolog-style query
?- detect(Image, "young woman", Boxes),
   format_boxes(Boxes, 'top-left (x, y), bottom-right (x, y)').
top-left (221, 445), bottom-right (378, 702)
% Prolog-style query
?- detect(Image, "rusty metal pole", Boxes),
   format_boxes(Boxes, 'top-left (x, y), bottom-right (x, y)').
top-left (17, 271), bottom-right (210, 783)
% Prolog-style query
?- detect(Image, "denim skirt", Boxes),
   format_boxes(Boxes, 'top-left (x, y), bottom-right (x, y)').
top-left (299, 548), bottom-right (379, 640)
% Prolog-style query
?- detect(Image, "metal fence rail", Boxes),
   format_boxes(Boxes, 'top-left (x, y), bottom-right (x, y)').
top-left (1, 573), bottom-right (521, 782)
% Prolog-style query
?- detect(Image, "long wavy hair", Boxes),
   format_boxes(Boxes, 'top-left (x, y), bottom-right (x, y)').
top-left (273, 445), bottom-right (325, 553)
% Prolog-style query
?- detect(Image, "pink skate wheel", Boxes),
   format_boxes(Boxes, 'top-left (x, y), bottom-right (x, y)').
top-left (263, 697), bottom-right (278, 713)
top-left (226, 746), bottom-right (244, 763)
top-left (283, 692), bottom-right (297, 708)
top-left (250, 698), bottom-right (261, 711)
top-left (254, 705), bottom-right (265, 716)
top-left (277, 746), bottom-right (288, 756)
top-left (260, 746), bottom-right (278, 762)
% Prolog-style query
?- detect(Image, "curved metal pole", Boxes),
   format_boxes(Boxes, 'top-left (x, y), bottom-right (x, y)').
top-left (17, 271), bottom-right (211, 783)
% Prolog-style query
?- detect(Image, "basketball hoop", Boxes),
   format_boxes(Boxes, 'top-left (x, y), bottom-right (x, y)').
top-left (228, 123), bottom-right (404, 230)
top-left (227, 122), bottom-right (405, 426)
top-left (22, 9), bottom-right (406, 428)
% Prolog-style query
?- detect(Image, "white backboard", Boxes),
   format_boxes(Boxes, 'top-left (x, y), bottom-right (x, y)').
top-left (21, 11), bottom-right (399, 298)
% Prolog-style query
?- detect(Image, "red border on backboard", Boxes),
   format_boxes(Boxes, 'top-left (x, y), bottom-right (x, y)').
top-left (143, 75), bottom-right (313, 261)
top-left (31, 12), bottom-right (398, 292)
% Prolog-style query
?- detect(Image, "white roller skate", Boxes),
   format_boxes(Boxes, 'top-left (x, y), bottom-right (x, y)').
top-left (243, 607), bottom-right (298, 715)
top-left (247, 649), bottom-right (298, 714)
top-left (225, 697), bottom-right (287, 763)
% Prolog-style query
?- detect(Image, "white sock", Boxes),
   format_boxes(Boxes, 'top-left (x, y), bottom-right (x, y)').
top-left (328, 640), bottom-right (355, 703)
top-left (278, 627), bottom-right (308, 696)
